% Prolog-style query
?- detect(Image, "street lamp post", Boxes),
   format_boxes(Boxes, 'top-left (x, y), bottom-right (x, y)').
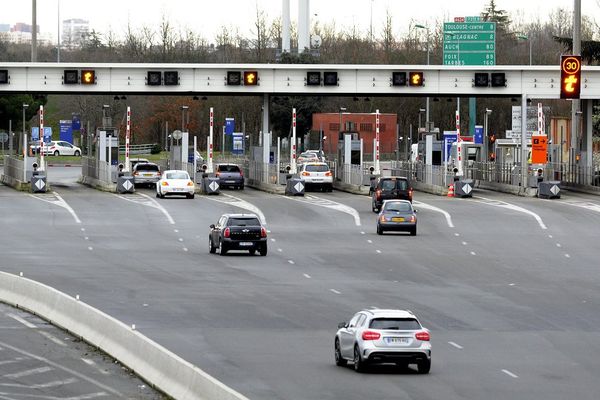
top-left (517, 34), bottom-right (532, 65)
top-left (484, 108), bottom-right (492, 162)
top-left (415, 24), bottom-right (430, 129)
top-left (181, 105), bottom-right (189, 131)
top-left (418, 108), bottom-right (426, 132)
top-left (22, 104), bottom-right (29, 154)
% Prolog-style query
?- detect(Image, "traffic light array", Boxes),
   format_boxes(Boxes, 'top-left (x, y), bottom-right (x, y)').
top-left (391, 71), bottom-right (424, 87)
top-left (63, 69), bottom-right (96, 85)
top-left (0, 69), bottom-right (8, 84)
top-left (473, 72), bottom-right (506, 87)
top-left (146, 71), bottom-right (179, 86)
top-left (560, 55), bottom-right (581, 99)
top-left (226, 71), bottom-right (259, 86)
top-left (303, 71), bottom-right (338, 86)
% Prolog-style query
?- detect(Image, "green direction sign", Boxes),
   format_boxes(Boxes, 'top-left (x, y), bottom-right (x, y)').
top-left (443, 21), bottom-right (496, 66)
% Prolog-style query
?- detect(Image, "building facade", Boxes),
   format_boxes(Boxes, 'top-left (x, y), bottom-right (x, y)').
top-left (62, 19), bottom-right (89, 49)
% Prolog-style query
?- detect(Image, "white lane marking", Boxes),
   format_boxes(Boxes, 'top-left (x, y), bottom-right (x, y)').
top-left (461, 241), bottom-right (468, 246)
top-left (88, 246), bottom-right (93, 251)
top-left (0, 377), bottom-right (78, 388)
top-left (548, 235), bottom-right (553, 238)
top-left (84, 236), bottom-right (89, 240)
top-left (330, 289), bottom-right (342, 295)
top-left (376, 249), bottom-right (382, 254)
top-left (448, 341), bottom-right (463, 349)
top-left (472, 196), bottom-right (547, 230)
top-left (548, 199), bottom-right (600, 214)
top-left (288, 260), bottom-right (295, 265)
top-left (556, 243), bottom-right (562, 248)
top-left (277, 248), bottom-right (283, 252)
top-left (284, 194), bottom-right (361, 226)
top-left (116, 193), bottom-right (175, 225)
top-left (367, 239), bottom-right (373, 244)
top-left (38, 331), bottom-right (67, 347)
top-left (82, 358), bottom-right (110, 375)
top-left (183, 247), bottom-right (188, 252)
top-left (174, 229), bottom-right (179, 233)
top-left (509, 283), bottom-right (516, 286)
top-left (271, 238), bottom-right (276, 242)
top-left (178, 238), bottom-right (184, 242)
top-left (470, 251), bottom-right (476, 256)
top-left (361, 231), bottom-right (365, 235)
top-left (501, 369), bottom-right (519, 378)
top-left (81, 228), bottom-right (85, 232)
top-left (0, 357), bottom-right (27, 366)
top-left (206, 193), bottom-right (267, 225)
top-left (454, 233), bottom-right (460, 237)
top-left (565, 254), bottom-right (571, 258)
top-left (303, 274), bottom-right (312, 279)
top-left (2, 366), bottom-right (53, 379)
top-left (29, 192), bottom-right (82, 224)
top-left (413, 201), bottom-right (454, 228)
top-left (6, 313), bottom-right (36, 328)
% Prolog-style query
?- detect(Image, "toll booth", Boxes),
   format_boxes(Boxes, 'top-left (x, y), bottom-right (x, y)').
top-left (97, 128), bottom-right (119, 182)
top-left (336, 133), bottom-right (363, 182)
top-left (449, 141), bottom-right (483, 176)
top-left (417, 135), bottom-right (444, 166)
top-left (170, 131), bottom-right (189, 167)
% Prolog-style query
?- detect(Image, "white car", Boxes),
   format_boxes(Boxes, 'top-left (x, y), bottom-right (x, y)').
top-left (156, 170), bottom-right (195, 199)
top-left (299, 162), bottom-right (333, 192)
top-left (30, 141), bottom-right (82, 156)
top-left (297, 151), bottom-right (320, 165)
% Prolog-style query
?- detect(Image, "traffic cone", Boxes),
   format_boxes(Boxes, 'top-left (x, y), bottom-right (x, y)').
top-left (447, 184), bottom-right (454, 197)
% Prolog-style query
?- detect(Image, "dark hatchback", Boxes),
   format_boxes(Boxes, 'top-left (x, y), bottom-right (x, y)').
top-left (209, 214), bottom-right (267, 256)
top-left (371, 176), bottom-right (413, 212)
top-left (377, 200), bottom-right (417, 236)
top-left (216, 164), bottom-right (244, 190)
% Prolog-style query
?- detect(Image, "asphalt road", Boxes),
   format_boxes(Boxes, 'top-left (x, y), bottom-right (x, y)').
top-left (0, 302), bottom-right (165, 399)
top-left (1, 166), bottom-right (600, 400)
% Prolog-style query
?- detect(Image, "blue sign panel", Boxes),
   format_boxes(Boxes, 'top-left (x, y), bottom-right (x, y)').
top-left (59, 120), bottom-right (73, 143)
top-left (443, 131), bottom-right (458, 161)
top-left (232, 132), bottom-right (244, 155)
top-left (474, 125), bottom-right (484, 144)
top-left (72, 114), bottom-right (81, 130)
top-left (225, 118), bottom-right (235, 135)
top-left (31, 127), bottom-right (52, 142)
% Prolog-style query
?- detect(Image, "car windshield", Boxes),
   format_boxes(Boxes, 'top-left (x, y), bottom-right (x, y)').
top-left (384, 202), bottom-right (412, 212)
top-left (218, 165), bottom-right (241, 173)
top-left (369, 318), bottom-right (421, 330)
top-left (306, 164), bottom-right (329, 172)
top-left (227, 217), bottom-right (260, 226)
top-left (136, 164), bottom-right (159, 172)
top-left (301, 153), bottom-right (318, 158)
top-left (381, 179), bottom-right (408, 190)
top-left (166, 172), bottom-right (189, 179)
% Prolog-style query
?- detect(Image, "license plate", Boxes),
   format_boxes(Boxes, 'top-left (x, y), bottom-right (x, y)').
top-left (144, 174), bottom-right (152, 176)
top-left (239, 242), bottom-right (253, 246)
top-left (386, 337), bottom-right (409, 344)
top-left (391, 217), bottom-right (405, 222)
top-left (226, 180), bottom-right (236, 183)
top-left (173, 188), bottom-right (183, 191)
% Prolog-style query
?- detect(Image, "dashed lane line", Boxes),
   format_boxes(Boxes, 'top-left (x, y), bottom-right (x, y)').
top-left (29, 191), bottom-right (81, 224)
top-left (448, 341), bottom-right (463, 349)
top-left (6, 313), bottom-right (36, 329)
top-left (2, 366), bottom-right (53, 379)
top-left (413, 201), bottom-right (454, 228)
top-left (501, 369), bottom-right (519, 378)
top-left (330, 289), bottom-right (342, 295)
top-left (303, 274), bottom-right (312, 279)
top-left (472, 196), bottom-right (547, 230)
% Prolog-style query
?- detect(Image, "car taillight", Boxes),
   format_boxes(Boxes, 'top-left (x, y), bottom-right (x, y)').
top-left (409, 215), bottom-right (416, 223)
top-left (362, 331), bottom-right (381, 341)
top-left (376, 189), bottom-right (382, 200)
top-left (224, 227), bottom-right (230, 238)
top-left (409, 188), bottom-right (413, 199)
top-left (216, 172), bottom-right (220, 177)
top-left (302, 171), bottom-right (310, 176)
top-left (415, 331), bottom-right (430, 341)
top-left (239, 170), bottom-right (243, 177)
top-left (133, 172), bottom-right (138, 176)
top-left (161, 181), bottom-right (169, 186)
top-left (325, 171), bottom-right (332, 176)
top-left (187, 181), bottom-right (194, 187)
top-left (260, 227), bottom-right (267, 238)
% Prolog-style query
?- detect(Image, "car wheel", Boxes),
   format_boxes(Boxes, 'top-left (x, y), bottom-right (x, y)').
top-left (417, 359), bottom-right (431, 374)
top-left (209, 237), bottom-right (217, 254)
top-left (259, 244), bottom-right (267, 256)
top-left (219, 241), bottom-right (228, 256)
top-left (156, 192), bottom-right (160, 198)
top-left (74, 150), bottom-right (81, 156)
top-left (376, 224), bottom-right (383, 235)
top-left (53, 150), bottom-right (59, 156)
top-left (372, 197), bottom-right (379, 213)
top-left (353, 345), bottom-right (366, 372)
top-left (410, 227), bottom-right (417, 236)
top-left (249, 249), bottom-right (256, 255)
top-left (327, 185), bottom-right (333, 192)
top-left (334, 339), bottom-right (347, 367)
top-left (240, 185), bottom-right (244, 190)
top-left (187, 193), bottom-right (195, 199)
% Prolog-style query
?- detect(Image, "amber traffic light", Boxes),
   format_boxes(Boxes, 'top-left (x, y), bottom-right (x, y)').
top-left (243, 71), bottom-right (258, 85)
top-left (560, 55), bottom-right (581, 99)
top-left (409, 72), bottom-right (424, 86)
top-left (81, 70), bottom-right (95, 85)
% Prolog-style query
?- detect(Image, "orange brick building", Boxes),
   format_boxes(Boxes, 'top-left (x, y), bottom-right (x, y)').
top-left (311, 113), bottom-right (398, 156)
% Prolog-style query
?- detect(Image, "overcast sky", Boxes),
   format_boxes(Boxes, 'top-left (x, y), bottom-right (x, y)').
top-left (1, 0), bottom-right (592, 42)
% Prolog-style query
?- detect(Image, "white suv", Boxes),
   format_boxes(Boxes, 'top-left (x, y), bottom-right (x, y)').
top-left (298, 162), bottom-right (333, 192)
top-left (334, 309), bottom-right (431, 373)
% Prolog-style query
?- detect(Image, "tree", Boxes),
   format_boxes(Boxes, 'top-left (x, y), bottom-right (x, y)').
top-left (481, 0), bottom-right (511, 30)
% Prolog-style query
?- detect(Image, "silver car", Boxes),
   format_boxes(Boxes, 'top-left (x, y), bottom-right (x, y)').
top-left (334, 309), bottom-right (431, 373)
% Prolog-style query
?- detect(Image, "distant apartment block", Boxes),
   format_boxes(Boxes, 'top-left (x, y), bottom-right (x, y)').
top-left (62, 18), bottom-right (89, 48)
top-left (0, 22), bottom-right (51, 45)
top-left (0, 24), bottom-right (10, 32)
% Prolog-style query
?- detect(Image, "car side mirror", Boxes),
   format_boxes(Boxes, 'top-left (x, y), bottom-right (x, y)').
top-left (338, 322), bottom-right (348, 329)
top-left (209, 224), bottom-right (215, 229)
top-left (414, 209), bottom-right (418, 213)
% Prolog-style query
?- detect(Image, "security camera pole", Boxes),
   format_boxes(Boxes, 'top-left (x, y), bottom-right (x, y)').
top-left (291, 108), bottom-right (297, 174)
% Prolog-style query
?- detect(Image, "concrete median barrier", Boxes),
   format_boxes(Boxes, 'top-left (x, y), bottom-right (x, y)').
top-left (0, 271), bottom-right (249, 400)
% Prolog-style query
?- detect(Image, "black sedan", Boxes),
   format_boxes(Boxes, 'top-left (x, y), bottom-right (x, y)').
top-left (209, 213), bottom-right (267, 256)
